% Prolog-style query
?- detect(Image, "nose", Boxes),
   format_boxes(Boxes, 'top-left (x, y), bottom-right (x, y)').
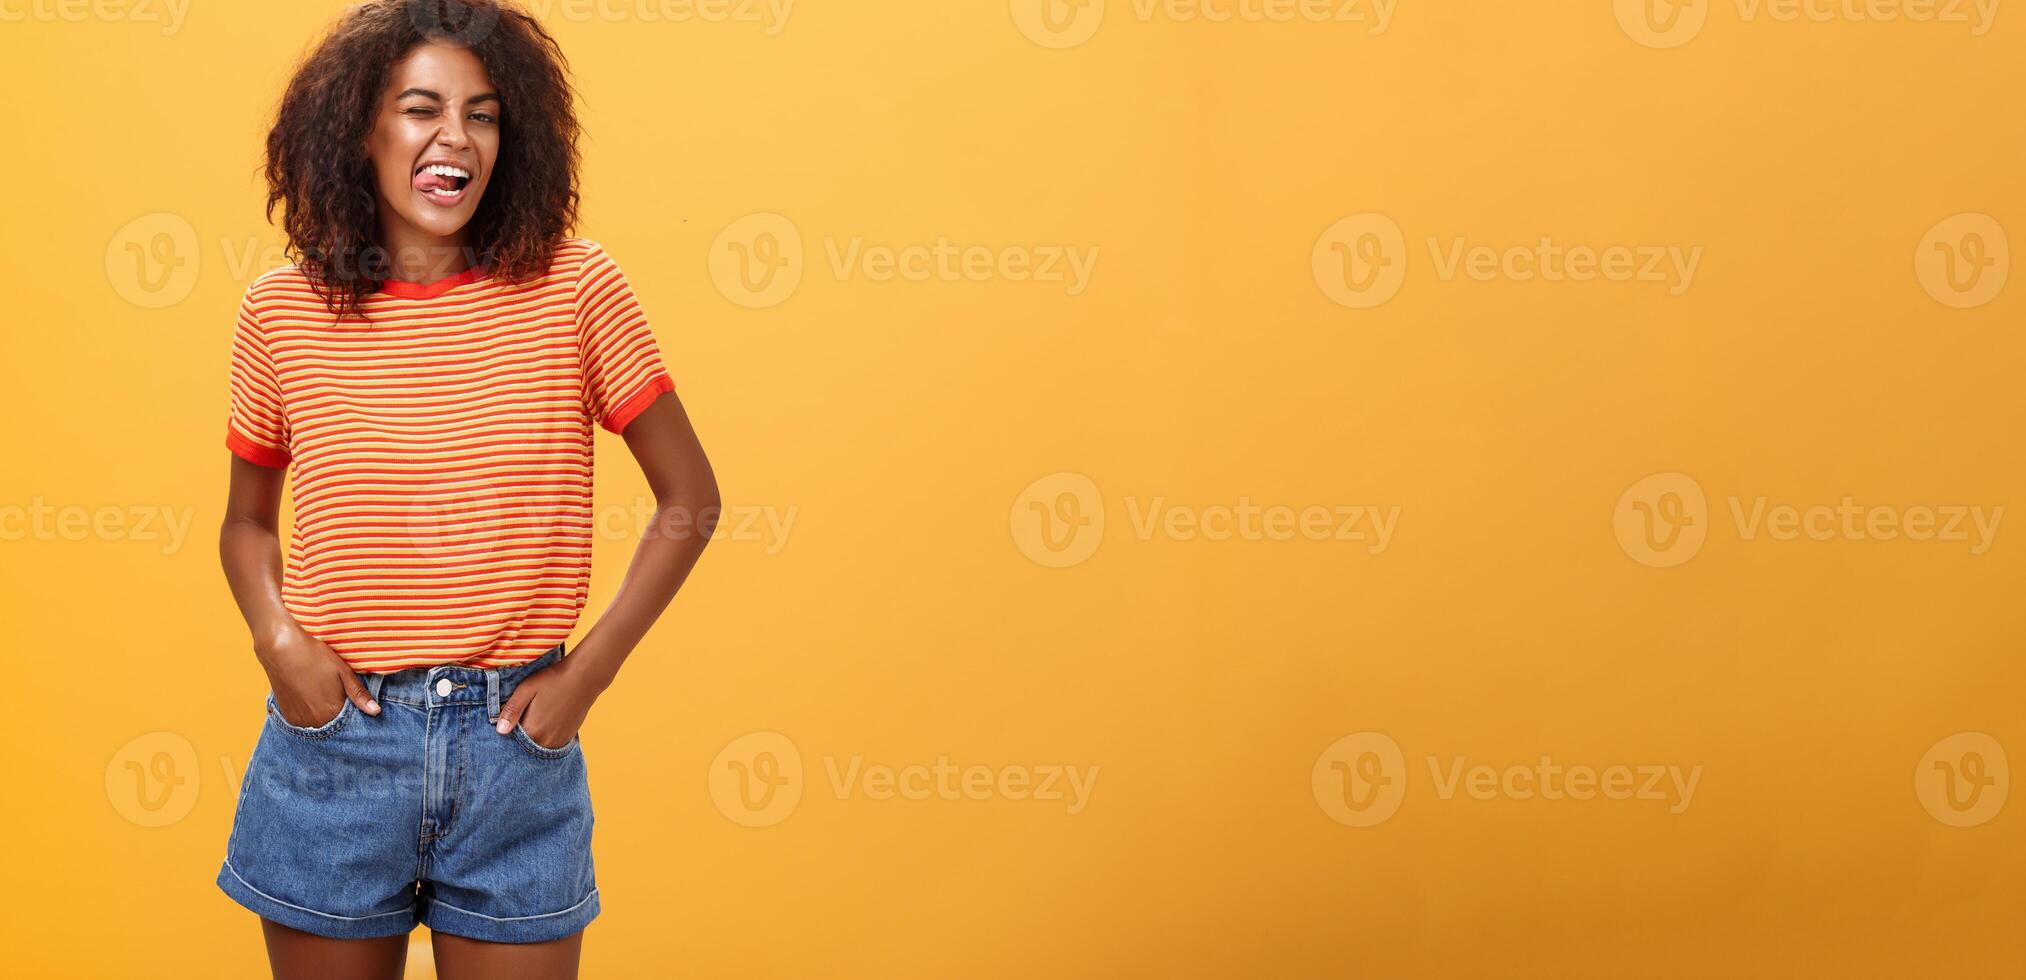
top-left (435, 114), bottom-right (469, 149)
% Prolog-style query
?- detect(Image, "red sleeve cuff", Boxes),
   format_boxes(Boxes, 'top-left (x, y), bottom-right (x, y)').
top-left (227, 428), bottom-right (291, 469)
top-left (603, 371), bottom-right (675, 434)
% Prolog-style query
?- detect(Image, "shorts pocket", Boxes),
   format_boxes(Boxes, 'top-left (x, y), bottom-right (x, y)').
top-left (266, 693), bottom-right (354, 739)
top-left (513, 723), bottom-right (580, 760)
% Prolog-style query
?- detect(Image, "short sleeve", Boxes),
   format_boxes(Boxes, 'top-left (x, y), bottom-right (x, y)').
top-left (575, 241), bottom-right (676, 434)
top-left (225, 282), bottom-right (291, 468)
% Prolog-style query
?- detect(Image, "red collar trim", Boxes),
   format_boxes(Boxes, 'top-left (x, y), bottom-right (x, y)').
top-left (376, 264), bottom-right (490, 299)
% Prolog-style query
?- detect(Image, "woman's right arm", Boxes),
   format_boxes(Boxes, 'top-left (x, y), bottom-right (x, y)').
top-left (220, 454), bottom-right (380, 725)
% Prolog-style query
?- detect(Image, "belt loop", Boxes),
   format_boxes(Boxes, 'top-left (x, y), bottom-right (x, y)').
top-left (364, 671), bottom-right (384, 702)
top-left (486, 667), bottom-right (502, 723)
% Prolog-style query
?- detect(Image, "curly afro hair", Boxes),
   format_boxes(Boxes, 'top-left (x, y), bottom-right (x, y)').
top-left (262, 0), bottom-right (580, 323)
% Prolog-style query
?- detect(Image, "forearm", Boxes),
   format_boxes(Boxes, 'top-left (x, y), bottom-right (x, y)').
top-left (219, 517), bottom-right (306, 662)
top-left (567, 490), bottom-right (718, 692)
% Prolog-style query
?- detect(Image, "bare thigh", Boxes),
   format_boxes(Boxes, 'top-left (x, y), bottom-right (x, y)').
top-left (431, 927), bottom-right (584, 980)
top-left (260, 918), bottom-right (409, 980)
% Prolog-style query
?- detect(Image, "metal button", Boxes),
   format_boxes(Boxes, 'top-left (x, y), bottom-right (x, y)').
top-left (435, 678), bottom-right (453, 697)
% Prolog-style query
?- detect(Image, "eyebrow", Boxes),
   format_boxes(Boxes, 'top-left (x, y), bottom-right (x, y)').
top-left (396, 87), bottom-right (501, 106)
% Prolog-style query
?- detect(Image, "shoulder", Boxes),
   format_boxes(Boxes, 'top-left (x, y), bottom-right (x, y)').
top-left (553, 236), bottom-right (620, 278)
top-left (254, 260), bottom-right (314, 286)
top-left (236, 263), bottom-right (318, 331)
top-left (555, 237), bottom-right (636, 307)
top-left (246, 262), bottom-right (313, 297)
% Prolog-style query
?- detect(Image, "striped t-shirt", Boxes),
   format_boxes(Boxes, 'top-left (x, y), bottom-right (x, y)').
top-left (225, 238), bottom-right (675, 672)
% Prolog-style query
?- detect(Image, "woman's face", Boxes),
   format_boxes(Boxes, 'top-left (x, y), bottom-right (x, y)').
top-left (363, 41), bottom-right (500, 261)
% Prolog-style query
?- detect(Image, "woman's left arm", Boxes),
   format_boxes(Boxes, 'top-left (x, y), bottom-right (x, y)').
top-left (495, 389), bottom-right (720, 746)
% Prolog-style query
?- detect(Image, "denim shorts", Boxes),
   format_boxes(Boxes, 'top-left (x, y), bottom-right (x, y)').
top-left (215, 643), bottom-right (598, 944)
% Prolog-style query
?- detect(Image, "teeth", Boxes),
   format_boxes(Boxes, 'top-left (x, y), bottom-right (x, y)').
top-left (421, 164), bottom-right (471, 179)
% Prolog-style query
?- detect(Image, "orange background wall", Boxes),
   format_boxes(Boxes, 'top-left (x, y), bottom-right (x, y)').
top-left (1, 0), bottom-right (2020, 976)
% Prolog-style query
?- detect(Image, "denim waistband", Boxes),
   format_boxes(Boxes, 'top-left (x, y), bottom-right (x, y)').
top-left (361, 642), bottom-right (566, 722)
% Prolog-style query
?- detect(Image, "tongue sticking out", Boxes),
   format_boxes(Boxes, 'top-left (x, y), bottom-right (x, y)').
top-left (413, 171), bottom-right (460, 193)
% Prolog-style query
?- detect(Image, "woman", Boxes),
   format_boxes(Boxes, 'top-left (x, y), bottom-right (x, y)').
top-left (214, 2), bottom-right (717, 976)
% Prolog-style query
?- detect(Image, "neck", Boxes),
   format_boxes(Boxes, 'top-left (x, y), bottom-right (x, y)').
top-left (376, 222), bottom-right (474, 283)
